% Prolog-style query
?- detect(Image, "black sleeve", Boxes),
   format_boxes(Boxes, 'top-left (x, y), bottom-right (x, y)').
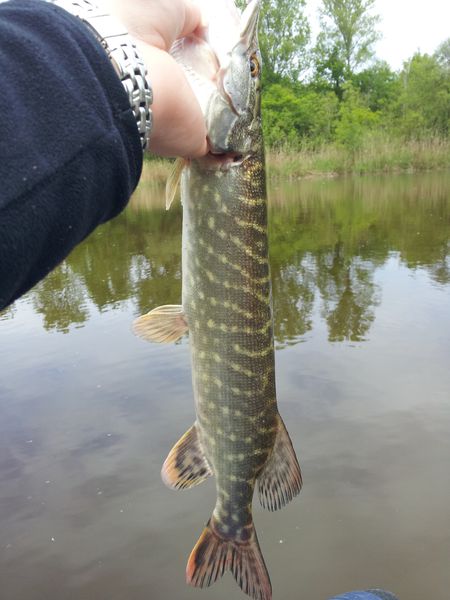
top-left (0, 0), bottom-right (143, 310)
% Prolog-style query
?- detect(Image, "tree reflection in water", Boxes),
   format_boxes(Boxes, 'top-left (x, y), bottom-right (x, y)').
top-left (4, 172), bottom-right (449, 344)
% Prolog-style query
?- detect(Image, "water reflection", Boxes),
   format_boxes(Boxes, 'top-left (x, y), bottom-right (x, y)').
top-left (1, 171), bottom-right (450, 600)
top-left (3, 172), bottom-right (449, 345)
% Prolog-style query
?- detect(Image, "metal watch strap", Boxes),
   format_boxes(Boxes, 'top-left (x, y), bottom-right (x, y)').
top-left (46, 0), bottom-right (153, 151)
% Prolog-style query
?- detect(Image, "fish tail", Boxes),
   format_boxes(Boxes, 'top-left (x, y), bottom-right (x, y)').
top-left (186, 517), bottom-right (272, 600)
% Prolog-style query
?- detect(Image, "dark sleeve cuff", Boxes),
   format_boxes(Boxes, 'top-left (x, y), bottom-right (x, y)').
top-left (0, 0), bottom-right (143, 309)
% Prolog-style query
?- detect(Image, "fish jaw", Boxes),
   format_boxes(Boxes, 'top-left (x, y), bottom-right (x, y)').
top-left (171, 0), bottom-right (263, 157)
top-left (170, 35), bottom-right (220, 118)
top-left (207, 0), bottom-right (262, 155)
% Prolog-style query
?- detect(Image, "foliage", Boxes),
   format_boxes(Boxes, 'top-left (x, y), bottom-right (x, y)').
top-left (434, 38), bottom-right (450, 73)
top-left (262, 82), bottom-right (339, 147)
top-left (393, 53), bottom-right (450, 138)
top-left (258, 0), bottom-right (310, 81)
top-left (229, 1), bottom-right (450, 160)
top-left (313, 40), bottom-right (347, 100)
top-left (318, 0), bottom-right (381, 73)
top-left (351, 61), bottom-right (399, 112)
top-left (236, 0), bottom-right (310, 81)
top-left (334, 84), bottom-right (379, 155)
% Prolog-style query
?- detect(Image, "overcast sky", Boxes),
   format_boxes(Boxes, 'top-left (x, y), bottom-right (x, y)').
top-left (305, 0), bottom-right (450, 70)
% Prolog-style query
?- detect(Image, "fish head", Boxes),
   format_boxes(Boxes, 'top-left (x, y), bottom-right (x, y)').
top-left (207, 0), bottom-right (263, 157)
top-left (171, 0), bottom-right (263, 160)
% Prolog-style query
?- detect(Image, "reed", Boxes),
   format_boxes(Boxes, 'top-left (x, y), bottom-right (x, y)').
top-left (141, 136), bottom-right (450, 183)
top-left (140, 157), bottom-right (172, 185)
top-left (266, 136), bottom-right (450, 180)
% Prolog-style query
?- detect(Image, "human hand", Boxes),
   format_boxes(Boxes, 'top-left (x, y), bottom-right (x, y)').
top-left (105, 0), bottom-right (208, 158)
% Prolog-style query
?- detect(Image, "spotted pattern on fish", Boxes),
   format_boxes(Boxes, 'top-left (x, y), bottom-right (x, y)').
top-left (181, 155), bottom-right (280, 535)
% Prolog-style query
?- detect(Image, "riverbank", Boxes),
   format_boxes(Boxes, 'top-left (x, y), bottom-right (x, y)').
top-left (141, 137), bottom-right (450, 184)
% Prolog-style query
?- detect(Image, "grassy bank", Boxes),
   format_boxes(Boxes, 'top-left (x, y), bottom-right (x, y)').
top-left (141, 136), bottom-right (450, 184)
top-left (267, 136), bottom-right (450, 179)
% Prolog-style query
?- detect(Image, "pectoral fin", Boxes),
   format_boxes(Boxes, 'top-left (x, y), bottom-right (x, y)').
top-left (257, 414), bottom-right (302, 511)
top-left (133, 305), bottom-right (188, 343)
top-left (166, 158), bottom-right (187, 210)
top-left (162, 424), bottom-right (213, 490)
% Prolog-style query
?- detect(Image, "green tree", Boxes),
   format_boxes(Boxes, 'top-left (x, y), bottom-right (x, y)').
top-left (335, 84), bottom-right (378, 156)
top-left (317, 0), bottom-right (381, 74)
top-left (262, 83), bottom-right (304, 147)
top-left (237, 0), bottom-right (310, 82)
top-left (395, 52), bottom-right (450, 137)
top-left (313, 40), bottom-right (347, 100)
top-left (434, 38), bottom-right (450, 73)
top-left (262, 82), bottom-right (339, 146)
top-left (352, 60), bottom-right (399, 112)
top-left (260, 0), bottom-right (310, 81)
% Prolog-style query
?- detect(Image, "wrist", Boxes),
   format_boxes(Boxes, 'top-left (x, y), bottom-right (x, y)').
top-left (45, 0), bottom-right (153, 152)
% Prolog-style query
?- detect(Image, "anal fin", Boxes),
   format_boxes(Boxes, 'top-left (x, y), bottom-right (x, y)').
top-left (162, 423), bottom-right (213, 490)
top-left (133, 304), bottom-right (188, 343)
top-left (257, 414), bottom-right (302, 511)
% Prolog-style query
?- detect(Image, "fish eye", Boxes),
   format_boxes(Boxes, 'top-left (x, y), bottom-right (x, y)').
top-left (249, 53), bottom-right (260, 78)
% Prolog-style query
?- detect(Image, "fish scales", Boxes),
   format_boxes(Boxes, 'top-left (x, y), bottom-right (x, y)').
top-left (133, 2), bottom-right (302, 599)
top-left (183, 156), bottom-right (277, 538)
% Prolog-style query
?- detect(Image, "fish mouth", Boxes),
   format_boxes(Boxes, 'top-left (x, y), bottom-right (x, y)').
top-left (200, 150), bottom-right (248, 170)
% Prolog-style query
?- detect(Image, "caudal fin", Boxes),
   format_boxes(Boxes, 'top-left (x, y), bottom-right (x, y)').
top-left (186, 518), bottom-right (272, 600)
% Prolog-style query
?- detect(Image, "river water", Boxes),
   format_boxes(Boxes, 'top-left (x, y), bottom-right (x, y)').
top-left (1, 171), bottom-right (449, 600)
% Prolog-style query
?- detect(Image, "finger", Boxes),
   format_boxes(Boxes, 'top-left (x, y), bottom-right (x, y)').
top-left (178, 0), bottom-right (203, 39)
top-left (140, 46), bottom-right (207, 158)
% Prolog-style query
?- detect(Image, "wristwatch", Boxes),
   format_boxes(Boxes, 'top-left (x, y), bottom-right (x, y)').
top-left (46, 0), bottom-right (153, 152)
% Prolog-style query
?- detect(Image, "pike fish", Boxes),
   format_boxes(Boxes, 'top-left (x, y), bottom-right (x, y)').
top-left (133, 1), bottom-right (302, 598)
